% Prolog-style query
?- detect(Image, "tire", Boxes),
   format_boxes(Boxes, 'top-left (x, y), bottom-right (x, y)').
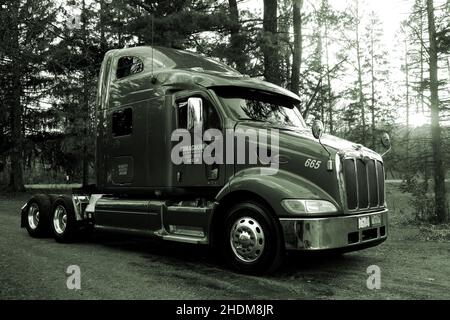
top-left (50, 196), bottom-right (78, 243)
top-left (25, 194), bottom-right (52, 238)
top-left (47, 194), bottom-right (59, 205)
top-left (223, 201), bottom-right (284, 274)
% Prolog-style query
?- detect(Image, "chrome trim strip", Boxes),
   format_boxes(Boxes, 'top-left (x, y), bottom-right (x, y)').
top-left (94, 224), bottom-right (155, 236)
top-left (375, 159), bottom-right (380, 207)
top-left (366, 160), bottom-right (371, 207)
top-left (95, 209), bottom-right (159, 215)
top-left (335, 153), bottom-right (347, 212)
top-left (279, 209), bottom-right (388, 222)
top-left (354, 158), bottom-right (359, 210)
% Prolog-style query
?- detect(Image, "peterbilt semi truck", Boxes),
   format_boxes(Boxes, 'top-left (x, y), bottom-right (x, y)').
top-left (21, 46), bottom-right (391, 274)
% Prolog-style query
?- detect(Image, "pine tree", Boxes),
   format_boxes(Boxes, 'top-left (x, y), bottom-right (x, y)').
top-left (0, 0), bottom-right (58, 191)
top-left (426, 0), bottom-right (448, 223)
top-left (262, 0), bottom-right (281, 85)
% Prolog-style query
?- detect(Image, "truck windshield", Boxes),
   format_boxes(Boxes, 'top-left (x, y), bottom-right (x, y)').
top-left (215, 88), bottom-right (306, 129)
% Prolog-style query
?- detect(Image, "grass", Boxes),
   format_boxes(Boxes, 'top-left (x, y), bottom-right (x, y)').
top-left (385, 181), bottom-right (417, 226)
top-left (386, 181), bottom-right (450, 242)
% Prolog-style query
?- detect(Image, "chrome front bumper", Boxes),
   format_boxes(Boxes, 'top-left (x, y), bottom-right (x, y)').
top-left (280, 209), bottom-right (388, 251)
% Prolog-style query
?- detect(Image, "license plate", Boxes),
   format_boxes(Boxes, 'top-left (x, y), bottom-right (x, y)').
top-left (371, 214), bottom-right (381, 226)
top-left (358, 216), bottom-right (370, 229)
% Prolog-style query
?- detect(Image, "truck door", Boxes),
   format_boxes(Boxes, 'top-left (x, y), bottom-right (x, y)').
top-left (172, 92), bottom-right (225, 188)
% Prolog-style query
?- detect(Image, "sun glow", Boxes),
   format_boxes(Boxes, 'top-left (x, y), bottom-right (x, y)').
top-left (408, 112), bottom-right (429, 128)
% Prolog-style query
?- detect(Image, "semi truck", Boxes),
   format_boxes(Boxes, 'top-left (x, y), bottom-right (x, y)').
top-left (20, 46), bottom-right (391, 274)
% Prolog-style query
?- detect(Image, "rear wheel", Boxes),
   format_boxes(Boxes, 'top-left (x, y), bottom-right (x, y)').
top-left (51, 196), bottom-right (78, 243)
top-left (25, 194), bottom-right (52, 238)
top-left (223, 201), bottom-right (284, 274)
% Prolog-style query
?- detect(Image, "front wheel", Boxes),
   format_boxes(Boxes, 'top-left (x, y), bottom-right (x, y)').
top-left (223, 201), bottom-right (284, 274)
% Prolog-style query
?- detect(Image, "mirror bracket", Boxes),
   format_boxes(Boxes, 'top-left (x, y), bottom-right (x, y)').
top-left (312, 119), bottom-right (333, 172)
top-left (381, 145), bottom-right (392, 157)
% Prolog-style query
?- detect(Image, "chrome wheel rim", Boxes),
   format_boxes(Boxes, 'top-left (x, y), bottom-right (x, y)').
top-left (53, 205), bottom-right (67, 235)
top-left (230, 216), bottom-right (265, 263)
top-left (27, 203), bottom-right (40, 230)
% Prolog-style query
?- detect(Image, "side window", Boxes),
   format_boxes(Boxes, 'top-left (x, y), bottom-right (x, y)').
top-left (177, 101), bottom-right (188, 129)
top-left (116, 56), bottom-right (144, 79)
top-left (204, 100), bottom-right (221, 131)
top-left (176, 97), bottom-right (221, 130)
top-left (112, 108), bottom-right (132, 137)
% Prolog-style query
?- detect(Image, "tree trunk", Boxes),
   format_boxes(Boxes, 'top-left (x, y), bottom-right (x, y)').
top-left (291, 0), bottom-right (303, 95)
top-left (404, 36), bottom-right (410, 164)
top-left (355, 1), bottom-right (366, 145)
top-left (419, 1), bottom-right (425, 113)
top-left (8, 1), bottom-right (25, 192)
top-left (263, 0), bottom-right (281, 85)
top-left (316, 19), bottom-right (324, 123)
top-left (285, 51), bottom-right (291, 87)
top-left (324, 18), bottom-right (333, 134)
top-left (426, 0), bottom-right (448, 223)
top-left (100, 0), bottom-right (107, 52)
top-left (370, 22), bottom-right (376, 150)
top-left (82, 0), bottom-right (89, 187)
top-left (228, 0), bottom-right (246, 73)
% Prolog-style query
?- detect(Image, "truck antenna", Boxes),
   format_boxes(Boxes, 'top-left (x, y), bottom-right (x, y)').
top-left (150, 13), bottom-right (156, 84)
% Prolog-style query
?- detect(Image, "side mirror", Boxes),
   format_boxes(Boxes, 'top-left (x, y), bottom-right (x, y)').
top-left (381, 133), bottom-right (391, 149)
top-left (381, 132), bottom-right (392, 157)
top-left (187, 97), bottom-right (203, 131)
top-left (312, 119), bottom-right (324, 139)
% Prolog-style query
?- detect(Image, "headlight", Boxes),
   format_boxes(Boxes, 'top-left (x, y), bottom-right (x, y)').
top-left (281, 199), bottom-right (338, 215)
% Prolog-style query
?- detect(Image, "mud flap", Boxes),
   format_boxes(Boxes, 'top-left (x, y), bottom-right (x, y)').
top-left (20, 202), bottom-right (28, 228)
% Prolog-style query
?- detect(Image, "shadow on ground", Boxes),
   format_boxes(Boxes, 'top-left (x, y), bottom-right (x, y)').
top-left (76, 231), bottom-right (360, 278)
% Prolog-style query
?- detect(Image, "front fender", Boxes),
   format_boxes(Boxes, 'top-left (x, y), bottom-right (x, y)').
top-left (216, 168), bottom-right (341, 216)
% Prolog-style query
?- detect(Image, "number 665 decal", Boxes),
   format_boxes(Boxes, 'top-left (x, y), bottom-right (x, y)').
top-left (305, 158), bottom-right (322, 169)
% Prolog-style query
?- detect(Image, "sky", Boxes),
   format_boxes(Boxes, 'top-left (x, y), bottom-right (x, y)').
top-left (240, 0), bottom-right (412, 47)
top-left (333, 0), bottom-right (412, 46)
top-left (239, 0), bottom-right (434, 127)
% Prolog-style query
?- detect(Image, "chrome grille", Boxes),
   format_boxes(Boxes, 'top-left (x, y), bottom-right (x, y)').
top-left (343, 157), bottom-right (385, 210)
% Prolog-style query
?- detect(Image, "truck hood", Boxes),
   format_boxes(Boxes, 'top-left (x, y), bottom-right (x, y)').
top-left (235, 121), bottom-right (382, 161)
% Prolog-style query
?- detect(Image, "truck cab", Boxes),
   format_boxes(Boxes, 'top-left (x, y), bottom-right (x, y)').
top-left (21, 46), bottom-right (390, 274)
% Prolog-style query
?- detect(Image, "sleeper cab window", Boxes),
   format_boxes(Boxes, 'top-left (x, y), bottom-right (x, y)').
top-left (112, 108), bottom-right (132, 137)
top-left (116, 56), bottom-right (144, 79)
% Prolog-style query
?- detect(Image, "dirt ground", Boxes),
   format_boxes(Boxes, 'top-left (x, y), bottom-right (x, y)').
top-left (0, 190), bottom-right (449, 300)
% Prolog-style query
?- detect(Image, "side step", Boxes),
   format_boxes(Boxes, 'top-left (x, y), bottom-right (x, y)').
top-left (160, 202), bottom-right (215, 244)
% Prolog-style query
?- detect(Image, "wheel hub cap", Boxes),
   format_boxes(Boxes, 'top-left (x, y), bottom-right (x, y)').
top-left (53, 205), bottom-right (67, 235)
top-left (230, 217), bottom-right (265, 263)
top-left (27, 203), bottom-right (40, 230)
